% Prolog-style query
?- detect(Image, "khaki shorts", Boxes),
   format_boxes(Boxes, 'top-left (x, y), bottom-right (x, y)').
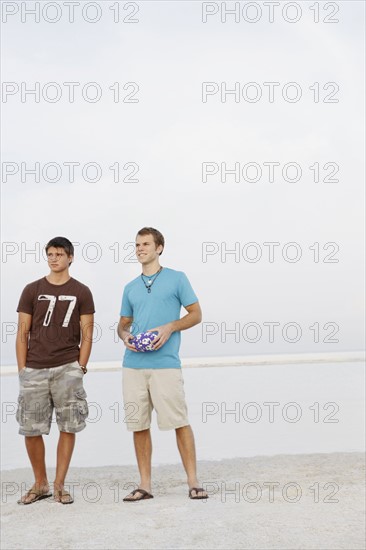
top-left (16, 361), bottom-right (88, 436)
top-left (122, 368), bottom-right (189, 431)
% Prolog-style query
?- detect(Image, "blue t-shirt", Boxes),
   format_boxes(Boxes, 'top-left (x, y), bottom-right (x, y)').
top-left (120, 268), bottom-right (198, 369)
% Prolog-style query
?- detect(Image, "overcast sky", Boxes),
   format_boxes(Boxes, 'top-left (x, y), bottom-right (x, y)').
top-left (1, 1), bottom-right (365, 365)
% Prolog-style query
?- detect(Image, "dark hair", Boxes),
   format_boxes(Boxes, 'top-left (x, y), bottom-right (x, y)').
top-left (45, 237), bottom-right (74, 266)
top-left (136, 227), bottom-right (165, 256)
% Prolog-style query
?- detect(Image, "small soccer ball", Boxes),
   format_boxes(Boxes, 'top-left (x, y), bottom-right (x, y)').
top-left (131, 331), bottom-right (158, 352)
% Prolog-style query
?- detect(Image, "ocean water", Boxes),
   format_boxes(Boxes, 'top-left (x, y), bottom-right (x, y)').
top-left (1, 362), bottom-right (364, 470)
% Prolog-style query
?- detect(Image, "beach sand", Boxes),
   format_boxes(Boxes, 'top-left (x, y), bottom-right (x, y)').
top-left (1, 452), bottom-right (364, 550)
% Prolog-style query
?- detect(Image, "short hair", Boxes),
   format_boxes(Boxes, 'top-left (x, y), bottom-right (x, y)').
top-left (136, 227), bottom-right (165, 256)
top-left (45, 237), bottom-right (74, 266)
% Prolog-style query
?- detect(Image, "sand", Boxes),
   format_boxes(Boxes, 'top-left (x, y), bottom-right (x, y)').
top-left (1, 452), bottom-right (365, 550)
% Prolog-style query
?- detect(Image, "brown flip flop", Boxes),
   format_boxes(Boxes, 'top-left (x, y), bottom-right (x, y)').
top-left (123, 489), bottom-right (154, 502)
top-left (189, 487), bottom-right (208, 500)
top-left (17, 489), bottom-right (52, 505)
top-left (54, 489), bottom-right (74, 505)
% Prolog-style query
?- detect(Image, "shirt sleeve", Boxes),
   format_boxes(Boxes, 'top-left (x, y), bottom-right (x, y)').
top-left (120, 288), bottom-right (133, 317)
top-left (17, 285), bottom-right (34, 315)
top-left (79, 286), bottom-right (95, 315)
top-left (178, 272), bottom-right (198, 307)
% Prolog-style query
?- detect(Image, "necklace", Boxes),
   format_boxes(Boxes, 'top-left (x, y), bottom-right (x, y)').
top-left (141, 267), bottom-right (163, 293)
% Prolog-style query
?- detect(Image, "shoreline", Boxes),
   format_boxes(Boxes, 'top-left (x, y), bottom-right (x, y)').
top-left (1, 350), bottom-right (364, 376)
top-left (1, 449), bottom-right (364, 473)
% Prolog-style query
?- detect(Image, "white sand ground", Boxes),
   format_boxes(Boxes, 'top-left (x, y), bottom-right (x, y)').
top-left (1, 452), bottom-right (365, 550)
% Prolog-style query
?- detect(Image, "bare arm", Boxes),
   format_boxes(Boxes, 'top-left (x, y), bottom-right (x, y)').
top-left (79, 313), bottom-right (94, 367)
top-left (148, 301), bottom-right (202, 351)
top-left (118, 316), bottom-right (138, 352)
top-left (16, 312), bottom-right (32, 372)
top-left (170, 302), bottom-right (202, 332)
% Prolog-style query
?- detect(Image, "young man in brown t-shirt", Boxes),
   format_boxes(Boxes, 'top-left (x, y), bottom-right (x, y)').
top-left (16, 236), bottom-right (95, 504)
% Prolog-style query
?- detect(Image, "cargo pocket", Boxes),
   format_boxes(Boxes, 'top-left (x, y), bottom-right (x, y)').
top-left (16, 394), bottom-right (25, 426)
top-left (75, 388), bottom-right (89, 422)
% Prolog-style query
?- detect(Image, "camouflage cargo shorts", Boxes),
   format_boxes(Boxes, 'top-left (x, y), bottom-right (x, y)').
top-left (16, 361), bottom-right (88, 436)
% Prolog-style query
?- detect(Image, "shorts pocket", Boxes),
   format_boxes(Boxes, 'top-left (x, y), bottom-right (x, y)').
top-left (16, 395), bottom-right (25, 425)
top-left (75, 388), bottom-right (88, 421)
top-left (68, 362), bottom-right (84, 376)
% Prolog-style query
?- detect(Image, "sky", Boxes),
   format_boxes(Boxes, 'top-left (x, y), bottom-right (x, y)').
top-left (1, 1), bottom-right (365, 365)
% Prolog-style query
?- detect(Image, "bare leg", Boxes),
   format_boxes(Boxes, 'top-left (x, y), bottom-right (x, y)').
top-left (124, 429), bottom-right (152, 500)
top-left (53, 431), bottom-right (75, 503)
top-left (19, 436), bottom-right (50, 503)
top-left (134, 429), bottom-right (152, 490)
top-left (176, 425), bottom-right (207, 498)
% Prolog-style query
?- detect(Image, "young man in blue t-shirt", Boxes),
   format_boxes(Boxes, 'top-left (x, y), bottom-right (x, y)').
top-left (118, 227), bottom-right (208, 501)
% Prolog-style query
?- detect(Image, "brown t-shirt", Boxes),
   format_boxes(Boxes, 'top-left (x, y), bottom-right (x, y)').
top-left (17, 277), bottom-right (95, 369)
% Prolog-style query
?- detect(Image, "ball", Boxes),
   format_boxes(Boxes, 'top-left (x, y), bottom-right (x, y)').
top-left (131, 331), bottom-right (158, 352)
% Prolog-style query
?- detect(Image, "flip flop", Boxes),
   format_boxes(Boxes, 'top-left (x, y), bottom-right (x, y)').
top-left (17, 489), bottom-right (52, 505)
top-left (123, 489), bottom-right (154, 502)
top-left (54, 489), bottom-right (74, 505)
top-left (189, 487), bottom-right (208, 500)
